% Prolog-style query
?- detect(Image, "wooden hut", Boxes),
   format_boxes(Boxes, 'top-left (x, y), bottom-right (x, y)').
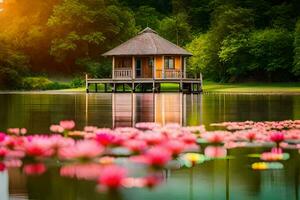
top-left (86, 27), bottom-right (202, 93)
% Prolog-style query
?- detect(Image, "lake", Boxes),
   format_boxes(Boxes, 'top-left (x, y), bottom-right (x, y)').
top-left (0, 93), bottom-right (299, 200)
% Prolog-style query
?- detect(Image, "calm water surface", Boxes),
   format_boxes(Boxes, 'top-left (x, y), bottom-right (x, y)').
top-left (0, 93), bottom-right (299, 200)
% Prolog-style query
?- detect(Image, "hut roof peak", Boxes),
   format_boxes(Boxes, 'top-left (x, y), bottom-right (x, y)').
top-left (139, 27), bottom-right (157, 34)
top-left (102, 27), bottom-right (192, 56)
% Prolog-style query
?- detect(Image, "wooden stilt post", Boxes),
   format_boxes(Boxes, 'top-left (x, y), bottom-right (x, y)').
top-left (104, 83), bottom-right (107, 92)
top-left (152, 81), bottom-right (155, 92)
top-left (180, 81), bottom-right (183, 92)
top-left (158, 83), bottom-right (161, 93)
top-left (200, 72), bottom-right (203, 93)
top-left (95, 83), bottom-right (98, 93)
top-left (132, 82), bottom-right (135, 92)
top-left (85, 74), bottom-right (89, 93)
top-left (113, 83), bottom-right (116, 93)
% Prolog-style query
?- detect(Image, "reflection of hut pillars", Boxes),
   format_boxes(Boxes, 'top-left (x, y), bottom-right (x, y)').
top-left (191, 94), bottom-right (194, 118)
top-left (153, 93), bottom-right (156, 122)
top-left (162, 94), bottom-right (165, 125)
top-left (0, 171), bottom-right (9, 200)
top-left (85, 94), bottom-right (89, 126)
top-left (200, 94), bottom-right (203, 125)
top-left (183, 94), bottom-right (187, 126)
top-left (74, 95), bottom-right (77, 122)
top-left (112, 93), bottom-right (115, 128)
top-left (131, 93), bottom-right (136, 126)
top-left (154, 94), bottom-right (157, 123)
top-left (180, 93), bottom-right (183, 126)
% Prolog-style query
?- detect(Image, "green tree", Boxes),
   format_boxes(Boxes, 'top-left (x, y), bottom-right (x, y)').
top-left (158, 13), bottom-right (192, 46)
top-left (186, 34), bottom-right (211, 76)
top-left (205, 6), bottom-right (254, 81)
top-left (293, 20), bottom-right (300, 76)
top-left (47, 0), bottom-right (138, 72)
top-left (0, 42), bottom-right (29, 89)
top-left (134, 6), bottom-right (162, 30)
top-left (248, 29), bottom-right (294, 81)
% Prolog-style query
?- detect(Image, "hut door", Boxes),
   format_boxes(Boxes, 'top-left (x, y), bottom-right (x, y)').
top-left (136, 58), bottom-right (142, 78)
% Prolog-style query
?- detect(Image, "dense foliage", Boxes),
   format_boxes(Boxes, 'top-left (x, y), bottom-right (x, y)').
top-left (0, 0), bottom-right (299, 88)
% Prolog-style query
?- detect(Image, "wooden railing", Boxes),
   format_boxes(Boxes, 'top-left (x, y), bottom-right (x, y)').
top-left (156, 70), bottom-right (182, 79)
top-left (164, 69), bottom-right (182, 78)
top-left (114, 68), bottom-right (132, 79)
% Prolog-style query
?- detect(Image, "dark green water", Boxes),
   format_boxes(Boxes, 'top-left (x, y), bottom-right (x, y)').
top-left (0, 93), bottom-right (299, 200)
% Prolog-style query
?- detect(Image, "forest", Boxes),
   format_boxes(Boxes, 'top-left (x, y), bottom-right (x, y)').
top-left (0, 0), bottom-right (300, 89)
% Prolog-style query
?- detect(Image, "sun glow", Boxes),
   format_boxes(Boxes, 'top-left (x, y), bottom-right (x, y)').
top-left (0, 0), bottom-right (3, 12)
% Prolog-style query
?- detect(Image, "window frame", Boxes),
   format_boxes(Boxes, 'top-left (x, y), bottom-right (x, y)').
top-left (164, 56), bottom-right (175, 69)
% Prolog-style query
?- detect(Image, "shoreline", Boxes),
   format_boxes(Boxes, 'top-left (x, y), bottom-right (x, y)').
top-left (1, 81), bottom-right (300, 95)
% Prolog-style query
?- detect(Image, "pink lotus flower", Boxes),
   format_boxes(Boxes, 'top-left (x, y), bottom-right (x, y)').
top-left (95, 132), bottom-right (115, 146)
top-left (202, 132), bottom-right (226, 144)
top-left (164, 140), bottom-right (185, 156)
top-left (143, 174), bottom-right (163, 188)
top-left (23, 137), bottom-right (54, 157)
top-left (4, 159), bottom-right (22, 168)
top-left (23, 163), bottom-right (46, 175)
top-left (245, 132), bottom-right (257, 142)
top-left (145, 147), bottom-right (172, 168)
top-left (0, 132), bottom-right (6, 142)
top-left (98, 165), bottom-right (127, 189)
top-left (6, 128), bottom-right (27, 135)
top-left (59, 120), bottom-right (75, 130)
top-left (3, 136), bottom-right (24, 150)
top-left (204, 146), bottom-right (227, 158)
top-left (5, 149), bottom-right (25, 159)
top-left (0, 162), bottom-right (5, 171)
top-left (180, 134), bottom-right (197, 144)
top-left (271, 147), bottom-right (283, 154)
top-left (59, 140), bottom-right (103, 160)
top-left (0, 147), bottom-right (7, 159)
top-left (138, 132), bottom-right (165, 145)
top-left (50, 125), bottom-right (64, 133)
top-left (20, 128), bottom-right (27, 135)
top-left (260, 152), bottom-right (283, 161)
top-left (7, 128), bottom-right (20, 135)
top-left (123, 139), bottom-right (147, 153)
top-left (270, 132), bottom-right (285, 143)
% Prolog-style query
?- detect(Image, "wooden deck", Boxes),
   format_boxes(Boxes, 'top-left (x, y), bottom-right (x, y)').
top-left (86, 76), bottom-right (203, 93)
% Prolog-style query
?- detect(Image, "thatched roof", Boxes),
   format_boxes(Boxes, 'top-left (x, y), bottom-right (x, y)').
top-left (102, 27), bottom-right (192, 56)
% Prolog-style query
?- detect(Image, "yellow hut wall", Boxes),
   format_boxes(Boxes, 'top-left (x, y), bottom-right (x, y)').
top-left (155, 56), bottom-right (163, 78)
top-left (175, 56), bottom-right (181, 71)
top-left (155, 56), bottom-right (182, 78)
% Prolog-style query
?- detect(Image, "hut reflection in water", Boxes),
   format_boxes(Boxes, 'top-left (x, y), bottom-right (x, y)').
top-left (85, 93), bottom-right (203, 128)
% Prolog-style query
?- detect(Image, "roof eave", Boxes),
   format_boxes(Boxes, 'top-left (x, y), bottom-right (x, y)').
top-left (102, 53), bottom-right (193, 57)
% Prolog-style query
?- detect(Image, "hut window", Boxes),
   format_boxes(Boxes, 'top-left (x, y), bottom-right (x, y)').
top-left (148, 57), bottom-right (154, 68)
top-left (164, 56), bottom-right (174, 69)
top-left (116, 57), bottom-right (132, 68)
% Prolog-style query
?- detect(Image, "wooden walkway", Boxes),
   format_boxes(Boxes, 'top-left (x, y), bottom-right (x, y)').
top-left (86, 76), bottom-right (202, 93)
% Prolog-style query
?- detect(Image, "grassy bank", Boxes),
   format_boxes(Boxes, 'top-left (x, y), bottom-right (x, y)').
top-left (4, 80), bottom-right (300, 94)
top-left (203, 81), bottom-right (300, 93)
top-left (59, 81), bottom-right (300, 94)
